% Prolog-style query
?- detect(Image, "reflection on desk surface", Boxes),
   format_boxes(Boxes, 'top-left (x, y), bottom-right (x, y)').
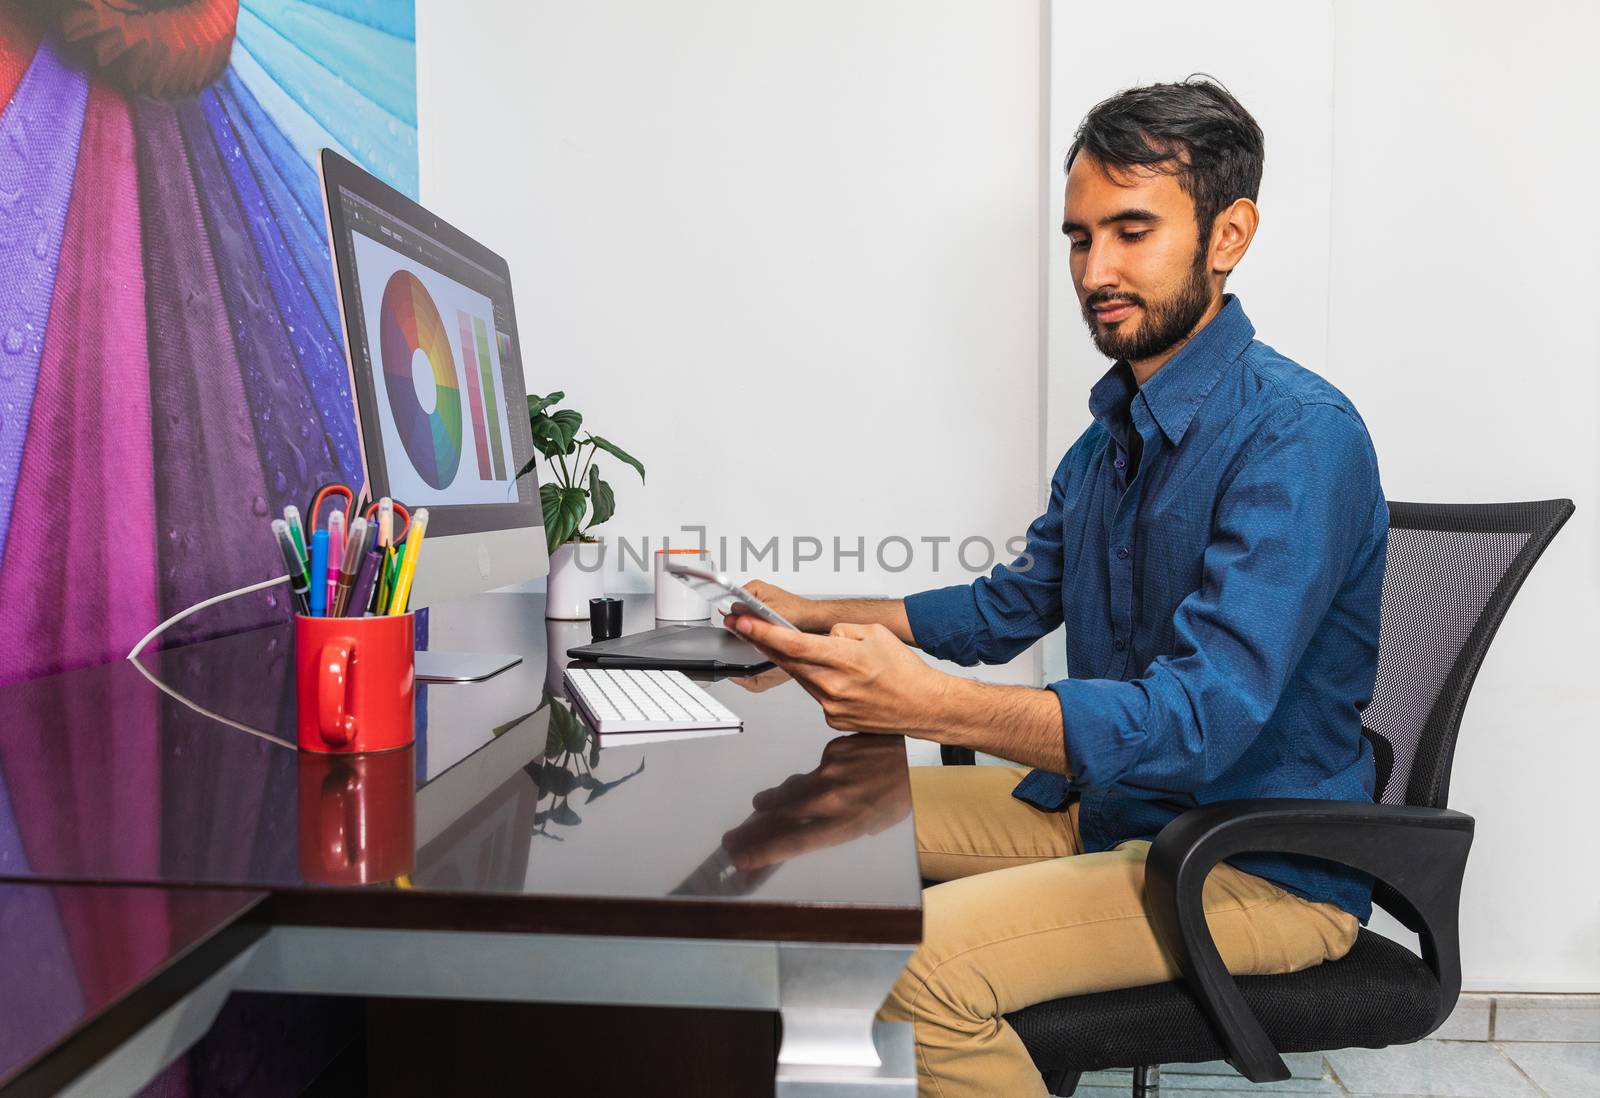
top-left (0, 593), bottom-right (921, 918)
top-left (0, 884), bottom-right (261, 1088)
top-left (674, 735), bottom-right (912, 897)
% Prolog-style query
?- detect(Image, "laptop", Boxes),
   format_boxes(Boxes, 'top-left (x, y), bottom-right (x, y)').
top-left (566, 624), bottom-right (773, 672)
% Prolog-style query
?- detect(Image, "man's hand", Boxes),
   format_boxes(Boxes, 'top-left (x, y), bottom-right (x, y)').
top-left (736, 582), bottom-right (916, 643)
top-left (726, 607), bottom-right (1071, 772)
top-left (724, 613), bottom-right (947, 734)
top-left (738, 580), bottom-right (823, 632)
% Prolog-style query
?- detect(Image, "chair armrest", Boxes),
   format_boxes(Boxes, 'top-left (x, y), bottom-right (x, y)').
top-left (940, 744), bottom-right (977, 766)
top-left (1144, 799), bottom-right (1474, 1083)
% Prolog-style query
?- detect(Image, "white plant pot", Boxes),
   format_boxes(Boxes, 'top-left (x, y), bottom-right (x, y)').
top-left (546, 539), bottom-right (607, 619)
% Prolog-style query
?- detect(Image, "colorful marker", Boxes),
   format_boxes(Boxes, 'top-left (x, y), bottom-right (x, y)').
top-left (378, 544), bottom-right (399, 613)
top-left (271, 519), bottom-right (311, 615)
top-left (387, 508), bottom-right (428, 614)
top-left (326, 509), bottom-right (345, 611)
top-left (374, 498), bottom-right (396, 614)
top-left (283, 505), bottom-right (308, 570)
top-left (349, 541), bottom-right (385, 618)
top-left (331, 516), bottom-right (368, 617)
top-left (308, 529), bottom-right (329, 617)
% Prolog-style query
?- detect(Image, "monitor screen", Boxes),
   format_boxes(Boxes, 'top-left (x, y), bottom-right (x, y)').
top-left (321, 150), bottom-right (540, 539)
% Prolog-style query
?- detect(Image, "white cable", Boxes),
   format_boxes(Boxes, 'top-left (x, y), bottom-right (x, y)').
top-left (125, 575), bottom-right (289, 660)
top-left (125, 656), bottom-right (295, 750)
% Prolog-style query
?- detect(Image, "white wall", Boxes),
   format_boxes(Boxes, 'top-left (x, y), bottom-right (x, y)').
top-left (416, 0), bottom-right (1044, 619)
top-left (1048, 0), bottom-right (1600, 989)
top-left (416, 0), bottom-right (1596, 990)
top-left (1327, 0), bottom-right (1600, 992)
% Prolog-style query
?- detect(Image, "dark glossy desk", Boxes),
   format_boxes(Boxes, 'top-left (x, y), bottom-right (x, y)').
top-left (0, 885), bottom-right (264, 1098)
top-left (0, 593), bottom-right (921, 1097)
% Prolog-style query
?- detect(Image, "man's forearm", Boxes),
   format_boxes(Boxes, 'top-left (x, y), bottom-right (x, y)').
top-left (923, 676), bottom-right (1070, 773)
top-left (803, 598), bottom-right (915, 645)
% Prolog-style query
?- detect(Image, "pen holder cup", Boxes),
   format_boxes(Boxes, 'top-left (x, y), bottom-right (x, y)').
top-left (297, 748), bottom-right (416, 885)
top-left (294, 613), bottom-right (416, 754)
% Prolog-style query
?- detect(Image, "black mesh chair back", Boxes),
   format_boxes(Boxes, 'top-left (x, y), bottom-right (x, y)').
top-left (1364, 500), bottom-right (1574, 810)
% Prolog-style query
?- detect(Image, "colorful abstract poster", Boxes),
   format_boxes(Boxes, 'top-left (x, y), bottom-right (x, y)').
top-left (352, 229), bottom-right (519, 509)
top-left (0, 0), bottom-right (419, 685)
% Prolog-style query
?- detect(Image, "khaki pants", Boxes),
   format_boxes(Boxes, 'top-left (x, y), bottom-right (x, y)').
top-left (877, 766), bottom-right (1358, 1098)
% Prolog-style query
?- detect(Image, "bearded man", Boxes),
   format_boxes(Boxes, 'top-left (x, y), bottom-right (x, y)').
top-left (733, 78), bottom-right (1385, 1097)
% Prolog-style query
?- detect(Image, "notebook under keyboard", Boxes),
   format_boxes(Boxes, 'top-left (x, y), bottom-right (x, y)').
top-left (563, 667), bottom-right (742, 734)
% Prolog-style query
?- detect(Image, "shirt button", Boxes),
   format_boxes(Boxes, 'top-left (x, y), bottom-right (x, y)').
top-left (1113, 456), bottom-right (1126, 470)
top-left (1114, 639), bottom-right (1127, 652)
top-left (1115, 546), bottom-right (1130, 560)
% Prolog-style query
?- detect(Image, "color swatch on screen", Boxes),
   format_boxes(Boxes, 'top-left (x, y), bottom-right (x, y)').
top-left (458, 310), bottom-right (492, 480)
top-left (473, 315), bottom-right (507, 479)
top-left (379, 270), bottom-right (462, 489)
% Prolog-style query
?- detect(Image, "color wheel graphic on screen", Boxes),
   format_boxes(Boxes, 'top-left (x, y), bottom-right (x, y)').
top-left (379, 270), bottom-right (464, 489)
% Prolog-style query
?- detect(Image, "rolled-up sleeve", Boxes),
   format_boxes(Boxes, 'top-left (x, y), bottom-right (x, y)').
top-left (1051, 403), bottom-right (1379, 792)
top-left (905, 450), bottom-right (1076, 666)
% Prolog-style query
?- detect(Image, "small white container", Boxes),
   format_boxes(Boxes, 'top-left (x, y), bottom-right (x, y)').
top-left (547, 539), bottom-right (607, 619)
top-left (654, 548), bottom-right (713, 621)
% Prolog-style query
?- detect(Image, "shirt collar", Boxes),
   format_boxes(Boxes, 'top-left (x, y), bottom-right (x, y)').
top-left (1087, 294), bottom-right (1256, 447)
top-left (1088, 361), bottom-right (1139, 450)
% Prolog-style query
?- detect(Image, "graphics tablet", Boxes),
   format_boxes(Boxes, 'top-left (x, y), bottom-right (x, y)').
top-left (566, 624), bottom-right (773, 672)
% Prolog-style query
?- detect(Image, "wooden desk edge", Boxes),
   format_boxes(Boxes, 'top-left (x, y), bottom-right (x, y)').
top-left (262, 889), bottom-right (923, 945)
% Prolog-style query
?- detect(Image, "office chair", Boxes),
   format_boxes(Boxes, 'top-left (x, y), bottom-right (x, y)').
top-left (939, 498), bottom-right (1575, 1096)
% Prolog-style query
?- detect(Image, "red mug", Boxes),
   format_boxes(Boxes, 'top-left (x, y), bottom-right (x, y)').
top-left (294, 613), bottom-right (416, 753)
top-left (297, 748), bottom-right (417, 885)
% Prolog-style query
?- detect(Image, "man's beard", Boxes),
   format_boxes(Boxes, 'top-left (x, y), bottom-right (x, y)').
top-left (1082, 250), bottom-right (1213, 363)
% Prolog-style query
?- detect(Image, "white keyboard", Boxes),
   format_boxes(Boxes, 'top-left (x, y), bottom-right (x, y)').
top-left (563, 667), bottom-right (742, 735)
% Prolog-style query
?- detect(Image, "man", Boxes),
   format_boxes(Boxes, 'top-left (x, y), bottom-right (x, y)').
top-left (730, 78), bottom-right (1385, 1097)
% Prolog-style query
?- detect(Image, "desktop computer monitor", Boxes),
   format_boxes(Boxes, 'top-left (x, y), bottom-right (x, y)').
top-left (319, 149), bottom-right (548, 614)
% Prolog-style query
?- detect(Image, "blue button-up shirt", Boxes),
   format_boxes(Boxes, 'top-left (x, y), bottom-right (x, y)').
top-left (906, 296), bottom-right (1385, 920)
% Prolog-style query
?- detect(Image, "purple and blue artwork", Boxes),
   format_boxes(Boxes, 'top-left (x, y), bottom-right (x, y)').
top-left (0, 0), bottom-right (419, 684)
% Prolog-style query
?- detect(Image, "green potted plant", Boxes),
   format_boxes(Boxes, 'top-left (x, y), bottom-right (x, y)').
top-left (517, 391), bottom-right (645, 619)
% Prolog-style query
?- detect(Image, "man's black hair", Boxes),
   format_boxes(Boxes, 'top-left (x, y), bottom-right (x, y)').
top-left (1065, 76), bottom-right (1264, 247)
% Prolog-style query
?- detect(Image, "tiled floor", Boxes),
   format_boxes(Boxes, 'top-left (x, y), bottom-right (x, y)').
top-left (1074, 1040), bottom-right (1600, 1097)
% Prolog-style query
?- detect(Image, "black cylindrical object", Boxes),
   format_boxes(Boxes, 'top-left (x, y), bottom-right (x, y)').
top-left (589, 597), bottom-right (623, 641)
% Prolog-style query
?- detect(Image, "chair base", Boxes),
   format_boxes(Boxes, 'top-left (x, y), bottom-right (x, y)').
top-left (1042, 1064), bottom-right (1159, 1097)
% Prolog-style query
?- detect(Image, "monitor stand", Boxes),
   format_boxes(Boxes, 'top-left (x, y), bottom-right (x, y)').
top-left (414, 650), bottom-right (523, 684)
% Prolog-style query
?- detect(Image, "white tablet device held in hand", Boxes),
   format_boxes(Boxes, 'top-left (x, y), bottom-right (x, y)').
top-left (663, 560), bottom-right (801, 631)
